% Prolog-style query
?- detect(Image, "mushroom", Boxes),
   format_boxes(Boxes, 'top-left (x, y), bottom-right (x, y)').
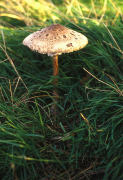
top-left (23, 24), bottom-right (88, 114)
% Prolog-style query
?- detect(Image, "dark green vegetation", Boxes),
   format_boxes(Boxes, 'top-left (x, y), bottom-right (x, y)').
top-left (0, 0), bottom-right (123, 179)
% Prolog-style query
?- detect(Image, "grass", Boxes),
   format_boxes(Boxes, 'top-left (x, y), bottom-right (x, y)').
top-left (0, 0), bottom-right (123, 179)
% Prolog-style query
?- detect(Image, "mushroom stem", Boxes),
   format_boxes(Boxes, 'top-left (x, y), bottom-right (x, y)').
top-left (52, 55), bottom-right (59, 99)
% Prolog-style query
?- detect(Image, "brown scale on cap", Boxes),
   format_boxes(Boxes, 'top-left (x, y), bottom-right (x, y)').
top-left (23, 24), bottom-right (88, 56)
top-left (23, 24), bottom-right (88, 119)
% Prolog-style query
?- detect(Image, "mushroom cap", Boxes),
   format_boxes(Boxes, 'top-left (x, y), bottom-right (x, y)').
top-left (23, 24), bottom-right (88, 56)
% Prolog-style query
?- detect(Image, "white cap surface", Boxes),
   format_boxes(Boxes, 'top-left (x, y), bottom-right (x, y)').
top-left (23, 24), bottom-right (88, 56)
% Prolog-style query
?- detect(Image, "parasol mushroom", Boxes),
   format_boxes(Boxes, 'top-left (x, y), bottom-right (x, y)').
top-left (23, 24), bottom-right (88, 114)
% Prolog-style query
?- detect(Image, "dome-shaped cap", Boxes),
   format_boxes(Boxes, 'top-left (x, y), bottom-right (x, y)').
top-left (23, 24), bottom-right (88, 56)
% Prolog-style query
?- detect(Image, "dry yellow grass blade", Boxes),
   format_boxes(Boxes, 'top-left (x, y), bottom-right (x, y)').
top-left (80, 113), bottom-right (93, 130)
top-left (83, 68), bottom-right (123, 96)
top-left (0, 13), bottom-right (23, 21)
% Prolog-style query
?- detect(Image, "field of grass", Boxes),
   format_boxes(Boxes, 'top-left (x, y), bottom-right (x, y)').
top-left (0, 0), bottom-right (123, 179)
